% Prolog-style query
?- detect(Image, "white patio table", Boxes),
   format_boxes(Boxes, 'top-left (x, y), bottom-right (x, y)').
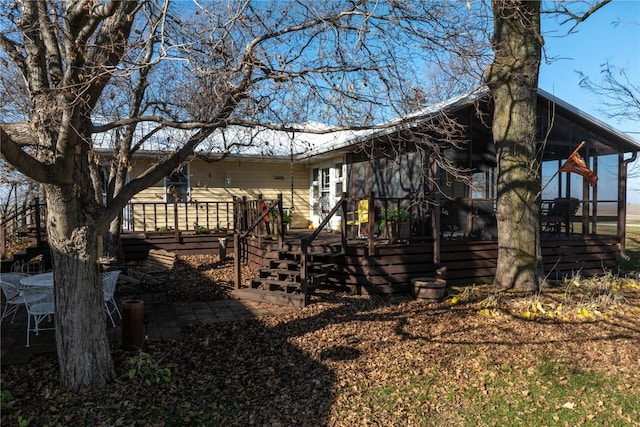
top-left (20, 272), bottom-right (54, 288)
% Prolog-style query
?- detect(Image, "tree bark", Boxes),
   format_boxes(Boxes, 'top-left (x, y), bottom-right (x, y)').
top-left (45, 184), bottom-right (115, 391)
top-left (489, 0), bottom-right (544, 292)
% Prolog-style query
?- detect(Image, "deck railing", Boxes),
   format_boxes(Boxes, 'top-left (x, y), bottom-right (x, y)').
top-left (124, 200), bottom-right (235, 233)
top-left (0, 198), bottom-right (236, 259)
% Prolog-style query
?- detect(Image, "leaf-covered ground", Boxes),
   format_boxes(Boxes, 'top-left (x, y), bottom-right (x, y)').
top-left (2, 255), bottom-right (639, 426)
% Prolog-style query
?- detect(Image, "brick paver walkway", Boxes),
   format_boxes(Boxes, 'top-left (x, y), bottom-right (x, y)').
top-left (1, 298), bottom-right (297, 366)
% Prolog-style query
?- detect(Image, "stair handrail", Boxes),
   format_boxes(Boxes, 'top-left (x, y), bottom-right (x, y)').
top-left (299, 193), bottom-right (349, 302)
top-left (234, 194), bottom-right (284, 288)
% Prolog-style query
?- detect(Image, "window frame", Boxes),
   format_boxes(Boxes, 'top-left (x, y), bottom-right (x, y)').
top-left (164, 163), bottom-right (190, 204)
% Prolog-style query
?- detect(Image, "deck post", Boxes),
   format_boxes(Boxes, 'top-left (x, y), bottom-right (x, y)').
top-left (242, 196), bottom-right (248, 231)
top-left (300, 239), bottom-right (309, 303)
top-left (173, 202), bottom-right (180, 241)
top-left (277, 193), bottom-right (284, 249)
top-left (340, 193), bottom-right (348, 249)
top-left (367, 192), bottom-right (375, 255)
top-left (233, 233), bottom-right (241, 289)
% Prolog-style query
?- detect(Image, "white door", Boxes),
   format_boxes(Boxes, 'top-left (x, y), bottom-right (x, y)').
top-left (310, 162), bottom-right (344, 229)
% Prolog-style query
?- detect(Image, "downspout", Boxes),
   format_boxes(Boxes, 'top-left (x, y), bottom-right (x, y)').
top-left (431, 149), bottom-right (441, 268)
top-left (619, 151), bottom-right (637, 260)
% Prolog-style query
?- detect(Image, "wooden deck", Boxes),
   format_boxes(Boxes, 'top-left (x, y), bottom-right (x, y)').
top-left (3, 226), bottom-right (621, 294)
top-left (238, 229), bottom-right (621, 294)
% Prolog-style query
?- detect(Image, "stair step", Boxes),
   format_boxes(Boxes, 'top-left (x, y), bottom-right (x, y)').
top-left (259, 268), bottom-right (300, 281)
top-left (308, 262), bottom-right (335, 273)
top-left (250, 279), bottom-right (301, 293)
top-left (304, 273), bottom-right (328, 288)
top-left (269, 259), bottom-right (299, 269)
top-left (233, 288), bottom-right (306, 308)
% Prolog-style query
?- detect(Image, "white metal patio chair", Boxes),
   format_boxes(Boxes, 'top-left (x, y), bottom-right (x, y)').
top-left (0, 273), bottom-right (31, 323)
top-left (103, 270), bottom-right (122, 327)
top-left (10, 260), bottom-right (26, 273)
top-left (22, 286), bottom-right (55, 347)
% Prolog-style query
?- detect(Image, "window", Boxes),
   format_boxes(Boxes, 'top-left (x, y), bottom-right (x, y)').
top-left (165, 164), bottom-right (189, 203)
top-left (322, 168), bottom-right (330, 188)
top-left (471, 169), bottom-right (496, 199)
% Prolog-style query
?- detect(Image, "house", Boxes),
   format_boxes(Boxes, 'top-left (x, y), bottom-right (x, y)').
top-left (104, 87), bottom-right (638, 300)
top-left (3, 87), bottom-right (638, 305)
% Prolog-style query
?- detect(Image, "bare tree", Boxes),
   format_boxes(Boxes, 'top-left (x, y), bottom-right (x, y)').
top-left (488, 0), bottom-right (611, 292)
top-left (0, 0), bottom-right (490, 392)
top-left (578, 62), bottom-right (640, 129)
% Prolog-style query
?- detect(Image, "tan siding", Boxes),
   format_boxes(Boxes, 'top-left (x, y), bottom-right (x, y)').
top-left (129, 158), bottom-right (166, 203)
top-left (127, 157), bottom-right (311, 229)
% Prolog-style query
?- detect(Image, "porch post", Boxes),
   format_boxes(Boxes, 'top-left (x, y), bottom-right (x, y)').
top-left (583, 153), bottom-right (594, 236)
top-left (619, 152), bottom-right (636, 259)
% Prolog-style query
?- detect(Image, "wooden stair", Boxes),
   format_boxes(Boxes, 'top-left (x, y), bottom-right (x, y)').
top-left (233, 250), bottom-right (335, 308)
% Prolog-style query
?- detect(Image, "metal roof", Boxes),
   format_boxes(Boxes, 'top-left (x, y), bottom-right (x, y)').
top-left (95, 87), bottom-right (639, 162)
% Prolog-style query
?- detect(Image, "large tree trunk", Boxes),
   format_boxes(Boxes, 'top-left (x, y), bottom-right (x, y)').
top-left (46, 186), bottom-right (115, 392)
top-left (489, 0), bottom-right (544, 292)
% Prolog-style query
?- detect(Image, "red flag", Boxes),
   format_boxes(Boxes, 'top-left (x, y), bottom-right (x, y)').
top-left (559, 144), bottom-right (598, 187)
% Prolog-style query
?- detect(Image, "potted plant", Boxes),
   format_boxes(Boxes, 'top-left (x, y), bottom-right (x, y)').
top-left (381, 206), bottom-right (411, 243)
top-left (270, 210), bottom-right (292, 233)
top-left (282, 212), bottom-right (292, 231)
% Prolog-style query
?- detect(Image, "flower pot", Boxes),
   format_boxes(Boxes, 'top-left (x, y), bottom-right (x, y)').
top-left (411, 277), bottom-right (447, 301)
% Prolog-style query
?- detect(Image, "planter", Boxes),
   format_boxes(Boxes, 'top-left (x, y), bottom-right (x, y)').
top-left (122, 300), bottom-right (145, 350)
top-left (411, 277), bottom-right (447, 301)
top-left (385, 221), bottom-right (410, 243)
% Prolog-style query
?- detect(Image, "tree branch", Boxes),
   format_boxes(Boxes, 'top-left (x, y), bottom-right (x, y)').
top-left (557, 0), bottom-right (612, 33)
top-left (36, 0), bottom-right (64, 85)
top-left (0, 34), bottom-right (27, 80)
top-left (0, 126), bottom-right (53, 183)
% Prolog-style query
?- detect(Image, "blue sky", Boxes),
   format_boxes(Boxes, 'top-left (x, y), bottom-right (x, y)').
top-left (538, 0), bottom-right (640, 201)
